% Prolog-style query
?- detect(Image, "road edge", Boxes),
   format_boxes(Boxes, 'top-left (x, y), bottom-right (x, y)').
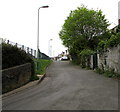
top-left (2, 74), bottom-right (46, 98)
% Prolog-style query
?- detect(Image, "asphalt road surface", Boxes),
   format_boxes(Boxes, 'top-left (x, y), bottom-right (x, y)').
top-left (2, 61), bottom-right (118, 110)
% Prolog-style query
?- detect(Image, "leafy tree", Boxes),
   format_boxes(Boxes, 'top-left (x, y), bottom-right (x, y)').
top-left (59, 5), bottom-right (110, 60)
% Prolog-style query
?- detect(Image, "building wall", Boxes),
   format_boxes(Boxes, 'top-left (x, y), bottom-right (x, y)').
top-left (2, 63), bottom-right (31, 93)
top-left (98, 45), bottom-right (120, 74)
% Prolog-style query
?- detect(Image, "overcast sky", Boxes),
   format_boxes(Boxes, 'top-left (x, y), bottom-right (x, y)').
top-left (0, 0), bottom-right (119, 56)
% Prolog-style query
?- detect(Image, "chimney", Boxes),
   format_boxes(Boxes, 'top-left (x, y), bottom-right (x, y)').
top-left (118, 1), bottom-right (120, 24)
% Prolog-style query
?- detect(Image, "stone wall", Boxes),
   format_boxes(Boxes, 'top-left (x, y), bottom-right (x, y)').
top-left (2, 63), bottom-right (31, 93)
top-left (98, 45), bottom-right (120, 74)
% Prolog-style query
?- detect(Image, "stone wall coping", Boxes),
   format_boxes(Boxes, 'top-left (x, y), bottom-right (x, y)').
top-left (2, 63), bottom-right (31, 72)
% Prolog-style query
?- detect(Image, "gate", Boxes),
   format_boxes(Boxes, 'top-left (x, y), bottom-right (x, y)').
top-left (93, 53), bottom-right (98, 70)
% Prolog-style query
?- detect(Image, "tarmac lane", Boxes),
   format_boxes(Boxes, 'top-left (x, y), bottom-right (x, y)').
top-left (2, 61), bottom-right (118, 110)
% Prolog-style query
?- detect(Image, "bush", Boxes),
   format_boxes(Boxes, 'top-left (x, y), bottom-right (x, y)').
top-left (96, 67), bottom-right (120, 79)
top-left (2, 43), bottom-right (35, 78)
top-left (96, 68), bottom-right (104, 74)
top-left (79, 49), bottom-right (95, 68)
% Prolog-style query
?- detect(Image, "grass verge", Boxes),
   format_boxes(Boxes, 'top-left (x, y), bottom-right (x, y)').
top-left (34, 59), bottom-right (52, 75)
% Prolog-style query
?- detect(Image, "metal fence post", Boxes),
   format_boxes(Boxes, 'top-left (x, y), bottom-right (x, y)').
top-left (34, 50), bottom-right (36, 58)
top-left (27, 47), bottom-right (29, 54)
top-left (22, 45), bottom-right (24, 50)
top-left (31, 49), bottom-right (33, 56)
top-left (7, 40), bottom-right (9, 44)
top-left (15, 43), bottom-right (17, 47)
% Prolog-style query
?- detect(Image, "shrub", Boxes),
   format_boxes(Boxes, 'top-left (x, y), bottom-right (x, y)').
top-left (96, 67), bottom-right (120, 79)
top-left (2, 43), bottom-right (35, 78)
top-left (96, 68), bottom-right (104, 74)
top-left (105, 35), bottom-right (119, 48)
top-left (79, 49), bottom-right (95, 68)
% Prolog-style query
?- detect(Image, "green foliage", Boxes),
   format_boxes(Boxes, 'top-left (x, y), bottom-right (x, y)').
top-left (105, 35), bottom-right (119, 48)
top-left (2, 43), bottom-right (35, 77)
top-left (78, 49), bottom-right (95, 68)
top-left (98, 32), bottom-right (120, 51)
top-left (59, 5), bottom-right (109, 63)
top-left (97, 40), bottom-right (107, 51)
top-left (79, 49), bottom-right (95, 57)
top-left (30, 75), bottom-right (39, 81)
top-left (96, 67), bottom-right (120, 79)
top-left (34, 59), bottom-right (52, 75)
top-left (96, 68), bottom-right (104, 74)
top-left (116, 32), bottom-right (120, 37)
top-left (98, 31), bottom-right (111, 40)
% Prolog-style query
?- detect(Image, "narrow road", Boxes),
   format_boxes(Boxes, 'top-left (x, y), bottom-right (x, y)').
top-left (3, 61), bottom-right (118, 110)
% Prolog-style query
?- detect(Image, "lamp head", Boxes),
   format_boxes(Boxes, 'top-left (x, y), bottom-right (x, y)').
top-left (41, 6), bottom-right (49, 8)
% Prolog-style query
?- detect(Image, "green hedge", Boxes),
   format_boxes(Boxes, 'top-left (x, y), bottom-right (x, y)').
top-left (2, 43), bottom-right (35, 77)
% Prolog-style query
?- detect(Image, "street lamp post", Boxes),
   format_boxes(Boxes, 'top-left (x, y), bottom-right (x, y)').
top-left (37, 5), bottom-right (49, 59)
top-left (36, 5), bottom-right (49, 70)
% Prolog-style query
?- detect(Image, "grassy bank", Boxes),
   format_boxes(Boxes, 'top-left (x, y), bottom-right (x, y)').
top-left (34, 59), bottom-right (52, 75)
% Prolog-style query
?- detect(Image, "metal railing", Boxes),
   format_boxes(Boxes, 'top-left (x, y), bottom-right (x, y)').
top-left (1, 39), bottom-right (51, 60)
top-left (4, 40), bottom-right (37, 58)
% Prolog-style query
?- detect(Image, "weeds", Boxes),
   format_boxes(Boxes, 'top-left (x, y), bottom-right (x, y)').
top-left (96, 67), bottom-right (120, 79)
